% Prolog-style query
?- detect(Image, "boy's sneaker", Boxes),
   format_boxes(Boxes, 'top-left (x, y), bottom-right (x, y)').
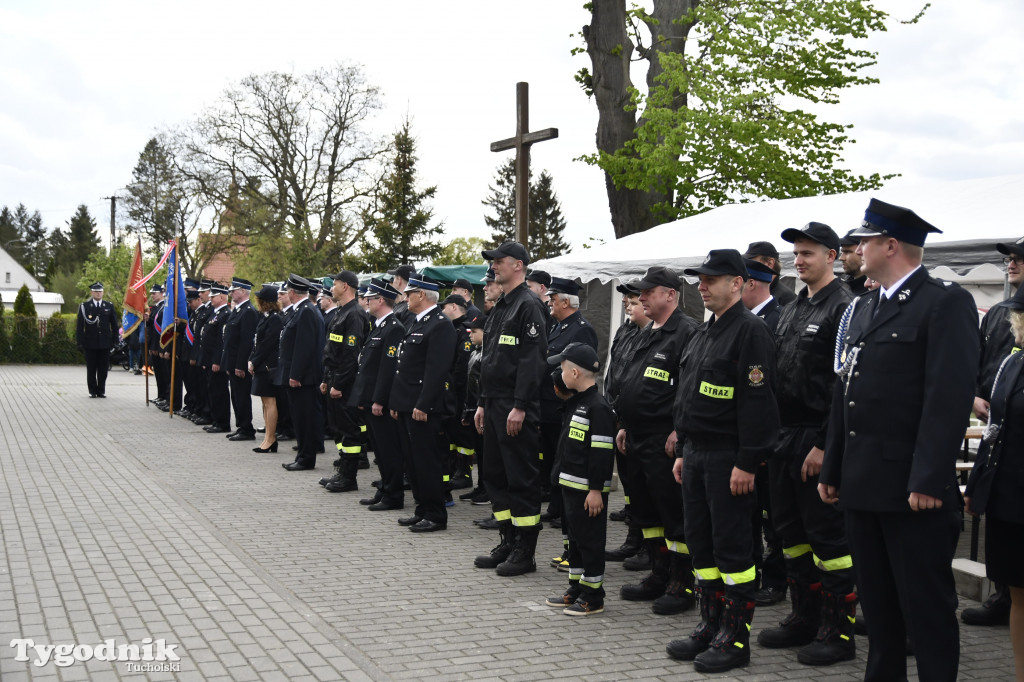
top-left (545, 590), bottom-right (580, 608)
top-left (565, 599), bottom-right (604, 616)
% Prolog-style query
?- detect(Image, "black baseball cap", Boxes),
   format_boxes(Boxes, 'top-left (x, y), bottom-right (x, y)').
top-left (633, 266), bottom-right (683, 291)
top-left (331, 270), bottom-right (359, 288)
top-left (452, 278), bottom-right (474, 291)
top-left (482, 241), bottom-right (530, 266)
top-left (547, 277), bottom-right (580, 296)
top-left (839, 228), bottom-right (861, 247)
top-left (742, 241), bottom-right (780, 260)
top-left (442, 294), bottom-right (468, 308)
top-left (526, 270), bottom-right (551, 287)
top-left (547, 342), bottom-right (601, 372)
top-left (387, 264), bottom-right (417, 281)
top-left (465, 315), bottom-right (485, 330)
top-left (996, 236), bottom-right (1024, 258)
top-left (684, 249), bottom-right (748, 279)
top-left (851, 198), bottom-right (942, 247)
top-left (615, 281), bottom-right (641, 296)
top-left (781, 222), bottom-right (841, 253)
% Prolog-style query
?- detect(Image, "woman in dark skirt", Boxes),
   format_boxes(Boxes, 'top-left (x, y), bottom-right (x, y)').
top-left (966, 284), bottom-right (1024, 682)
top-left (248, 284), bottom-right (283, 453)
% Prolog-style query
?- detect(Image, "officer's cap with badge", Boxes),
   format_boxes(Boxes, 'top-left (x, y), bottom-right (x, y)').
top-left (547, 277), bottom-right (581, 296)
top-left (331, 270), bottom-right (359, 288)
top-left (996, 236), bottom-right (1024, 259)
top-left (89, 282), bottom-right (104, 292)
top-left (634, 265), bottom-right (684, 291)
top-left (526, 270), bottom-right (551, 287)
top-left (365, 277), bottom-right (401, 301)
top-left (547, 341), bottom-right (601, 372)
top-left (850, 198), bottom-right (942, 247)
top-left (404, 276), bottom-right (440, 293)
top-left (150, 283), bottom-right (164, 294)
top-left (255, 284), bottom-right (279, 302)
top-left (442, 293), bottom-right (468, 308)
top-left (184, 278), bottom-right (200, 291)
top-left (285, 273), bottom-right (311, 293)
top-left (186, 290), bottom-right (200, 301)
top-left (482, 240), bottom-right (530, 266)
top-left (199, 278), bottom-right (214, 292)
top-left (209, 281), bottom-right (229, 296)
top-left (744, 259), bottom-right (774, 283)
top-left (483, 267), bottom-right (496, 283)
top-left (684, 249), bottom-right (748, 279)
top-left (781, 221), bottom-right (841, 253)
top-left (228, 276), bottom-right (253, 292)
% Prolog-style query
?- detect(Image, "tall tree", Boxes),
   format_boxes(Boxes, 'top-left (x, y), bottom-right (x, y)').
top-left (355, 119), bottom-right (444, 271)
top-left (482, 160), bottom-right (570, 260)
top-left (578, 0), bottom-right (916, 237)
top-left (66, 205), bottom-right (102, 269)
top-left (13, 205), bottom-right (47, 278)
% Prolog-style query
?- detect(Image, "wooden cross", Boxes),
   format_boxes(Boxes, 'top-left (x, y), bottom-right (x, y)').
top-left (490, 82), bottom-right (558, 246)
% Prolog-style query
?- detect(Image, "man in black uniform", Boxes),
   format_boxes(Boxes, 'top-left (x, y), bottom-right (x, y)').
top-left (350, 278), bottom-right (406, 510)
top-left (820, 199), bottom-right (980, 682)
top-left (757, 223), bottom-right (856, 666)
top-left (147, 284), bottom-right (168, 404)
top-left (200, 282), bottom-right (232, 433)
top-left (279, 275), bottom-right (326, 471)
top-left (76, 282), bottom-right (119, 398)
top-left (666, 249), bottom-right (780, 673)
top-left (319, 270), bottom-right (369, 492)
top-left (390, 276), bottom-right (457, 532)
top-left (222, 277), bottom-right (258, 441)
top-left (839, 229), bottom-right (870, 297)
top-left (473, 241), bottom-right (549, 575)
top-left (440, 293), bottom-right (475, 491)
top-left (189, 280), bottom-right (215, 424)
top-left (744, 241), bottom-right (796, 307)
top-left (741, 259), bottom-right (781, 330)
top-left (614, 266), bottom-right (699, 616)
top-left (963, 235), bottom-right (1024, 626)
top-left (387, 264), bottom-right (417, 328)
top-left (451, 278), bottom-right (483, 321)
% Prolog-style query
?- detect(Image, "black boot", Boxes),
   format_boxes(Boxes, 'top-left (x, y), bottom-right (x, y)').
top-left (693, 596), bottom-right (755, 673)
top-left (961, 584), bottom-right (1011, 625)
top-left (757, 579), bottom-right (821, 648)
top-left (609, 504), bottom-right (630, 523)
top-left (798, 591), bottom-right (857, 666)
top-left (622, 539), bottom-right (650, 571)
top-left (325, 455), bottom-right (358, 492)
top-left (652, 551), bottom-right (696, 615)
top-left (474, 521), bottom-right (514, 569)
top-left (620, 540), bottom-right (669, 601)
top-left (606, 523), bottom-right (643, 561)
top-left (496, 525), bottom-right (540, 576)
top-left (667, 585), bottom-right (723, 661)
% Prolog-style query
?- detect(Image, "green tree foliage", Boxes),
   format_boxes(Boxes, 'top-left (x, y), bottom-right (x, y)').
top-left (123, 138), bottom-right (184, 256)
top-left (432, 237), bottom-right (488, 266)
top-left (41, 316), bottom-right (78, 364)
top-left (13, 284), bottom-right (36, 317)
top-left (0, 291), bottom-right (8, 361)
top-left (66, 205), bottom-right (102, 267)
top-left (355, 119), bottom-right (444, 272)
top-left (0, 204), bottom-right (48, 277)
top-left (77, 243), bottom-right (156, 320)
top-left (579, 0), bottom-right (913, 236)
top-left (482, 160), bottom-right (570, 260)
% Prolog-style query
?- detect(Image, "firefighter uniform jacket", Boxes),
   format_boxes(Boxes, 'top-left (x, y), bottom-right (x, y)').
top-left (348, 312), bottom-right (405, 409)
top-left (200, 304), bottom-right (230, 368)
top-left (821, 268), bottom-right (980, 511)
top-left (479, 282), bottom-right (549, 419)
top-left (755, 297), bottom-right (782, 333)
top-left (556, 385), bottom-right (617, 493)
top-left (221, 301), bottom-right (258, 373)
top-left (977, 300), bottom-right (1019, 402)
top-left (450, 315), bottom-right (473, 414)
top-left (390, 306), bottom-right (457, 415)
top-left (322, 299), bottom-right (369, 394)
top-left (189, 301), bottom-right (211, 365)
top-left (276, 299), bottom-right (324, 386)
top-left (76, 299), bottom-right (118, 349)
top-left (604, 320), bottom-right (641, 408)
top-left (773, 278), bottom-right (852, 447)
top-left (615, 308), bottom-right (698, 435)
top-left (674, 300), bottom-right (779, 473)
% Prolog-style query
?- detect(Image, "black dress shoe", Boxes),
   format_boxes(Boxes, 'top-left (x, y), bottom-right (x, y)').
top-left (228, 432), bottom-right (256, 441)
top-left (360, 492), bottom-right (384, 505)
top-left (97, 394), bottom-right (106, 398)
top-left (205, 426), bottom-right (229, 434)
top-left (409, 519), bottom-right (446, 533)
top-left (474, 517), bottom-right (499, 530)
top-left (193, 417), bottom-right (212, 426)
top-left (158, 404), bottom-right (170, 412)
top-left (252, 442), bottom-right (278, 453)
top-left (282, 461), bottom-right (314, 471)
top-left (368, 501), bottom-right (404, 511)
top-left (224, 430), bottom-right (240, 438)
top-left (397, 515), bottom-right (423, 526)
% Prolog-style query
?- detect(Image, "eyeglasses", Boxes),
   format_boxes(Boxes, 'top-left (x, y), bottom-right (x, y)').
top-left (1003, 255), bottom-right (1023, 266)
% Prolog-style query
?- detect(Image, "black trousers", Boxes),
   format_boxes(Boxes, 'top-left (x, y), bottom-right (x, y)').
top-left (754, 464), bottom-right (786, 591)
top-left (325, 397), bottom-right (366, 461)
top-left (169, 355), bottom-right (184, 411)
top-left (83, 348), bottom-right (110, 396)
top-left (288, 384), bottom-right (320, 466)
top-left (682, 444), bottom-right (756, 601)
top-left (369, 411), bottom-right (404, 504)
top-left (624, 429), bottom-right (685, 547)
top-left (396, 412), bottom-right (446, 524)
top-left (208, 369), bottom-right (230, 428)
top-left (276, 383), bottom-right (292, 435)
top-left (482, 397), bottom-right (541, 526)
top-left (228, 372), bottom-right (254, 433)
top-left (846, 506), bottom-right (961, 682)
top-left (563, 487), bottom-right (608, 601)
top-left (152, 351), bottom-right (168, 400)
top-left (183, 361), bottom-right (196, 410)
top-left (770, 426), bottom-right (853, 592)
top-left (540, 421), bottom-right (563, 518)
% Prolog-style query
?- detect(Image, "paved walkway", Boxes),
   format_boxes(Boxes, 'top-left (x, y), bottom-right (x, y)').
top-left (0, 365), bottom-right (1015, 680)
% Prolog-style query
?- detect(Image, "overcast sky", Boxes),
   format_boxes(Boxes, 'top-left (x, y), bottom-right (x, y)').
top-left (1, 1), bottom-right (1021, 254)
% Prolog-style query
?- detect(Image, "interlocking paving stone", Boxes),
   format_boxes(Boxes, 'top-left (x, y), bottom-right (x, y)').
top-left (0, 365), bottom-right (1015, 680)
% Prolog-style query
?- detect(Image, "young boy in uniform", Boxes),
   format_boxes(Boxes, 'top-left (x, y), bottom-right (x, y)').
top-left (543, 342), bottom-right (617, 615)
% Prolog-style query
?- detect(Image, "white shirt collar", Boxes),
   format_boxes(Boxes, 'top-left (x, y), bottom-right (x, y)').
top-left (415, 304), bottom-right (437, 322)
top-left (213, 303), bottom-right (228, 312)
top-left (376, 310), bottom-right (393, 324)
top-left (879, 266), bottom-right (922, 300)
top-left (749, 296), bottom-right (774, 316)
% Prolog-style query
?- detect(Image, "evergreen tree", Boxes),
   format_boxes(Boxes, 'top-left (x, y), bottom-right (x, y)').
top-left (0, 291), bottom-right (8, 361)
top-left (13, 204), bottom-right (48, 278)
top-left (66, 205), bottom-right (102, 269)
top-left (0, 206), bottom-right (24, 264)
top-left (123, 137), bottom-right (184, 256)
top-left (13, 284), bottom-right (37, 317)
top-left (356, 119), bottom-right (444, 271)
top-left (482, 160), bottom-right (570, 260)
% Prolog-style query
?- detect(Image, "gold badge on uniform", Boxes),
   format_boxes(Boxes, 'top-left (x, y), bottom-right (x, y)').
top-left (347, 335), bottom-right (356, 346)
top-left (387, 346), bottom-right (397, 357)
top-left (748, 366), bottom-right (764, 386)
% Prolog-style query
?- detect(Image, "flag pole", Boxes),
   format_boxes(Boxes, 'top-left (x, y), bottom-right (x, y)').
top-left (168, 239), bottom-right (179, 419)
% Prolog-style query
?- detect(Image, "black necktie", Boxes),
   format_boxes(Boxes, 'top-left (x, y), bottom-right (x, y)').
top-left (873, 294), bottom-right (889, 318)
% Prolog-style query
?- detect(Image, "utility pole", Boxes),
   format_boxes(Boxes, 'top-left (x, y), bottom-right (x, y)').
top-left (103, 196), bottom-right (116, 254)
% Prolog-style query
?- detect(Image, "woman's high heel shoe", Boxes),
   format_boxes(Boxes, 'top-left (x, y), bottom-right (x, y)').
top-left (253, 442), bottom-right (278, 453)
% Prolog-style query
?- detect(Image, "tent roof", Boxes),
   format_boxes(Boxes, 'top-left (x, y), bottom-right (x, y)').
top-left (533, 175), bottom-right (1023, 283)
